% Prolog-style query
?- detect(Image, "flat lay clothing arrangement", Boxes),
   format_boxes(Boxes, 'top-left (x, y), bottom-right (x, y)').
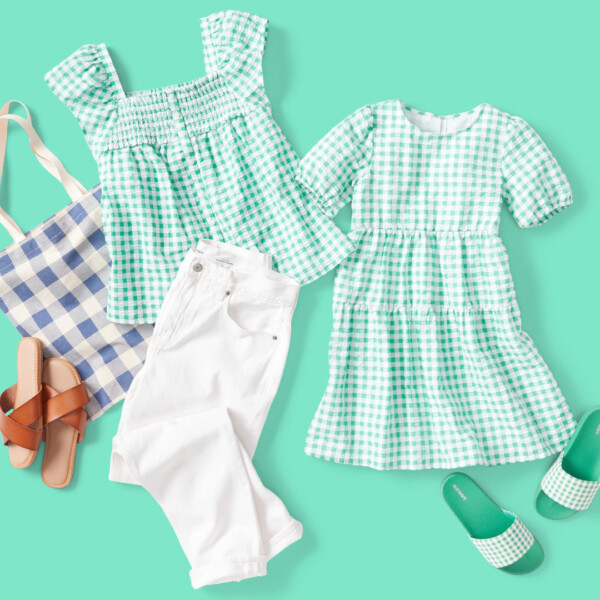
top-left (298, 101), bottom-right (575, 470)
top-left (1, 6), bottom-right (585, 589)
top-left (45, 10), bottom-right (353, 324)
top-left (110, 239), bottom-right (302, 588)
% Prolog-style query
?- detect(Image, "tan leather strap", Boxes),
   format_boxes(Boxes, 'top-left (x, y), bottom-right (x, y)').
top-left (42, 382), bottom-right (88, 442)
top-left (0, 100), bottom-right (88, 243)
top-left (0, 384), bottom-right (43, 450)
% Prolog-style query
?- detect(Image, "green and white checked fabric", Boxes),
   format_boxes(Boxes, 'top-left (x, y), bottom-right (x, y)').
top-left (299, 100), bottom-right (575, 469)
top-left (45, 10), bottom-right (353, 323)
top-left (470, 511), bottom-right (535, 568)
top-left (541, 451), bottom-right (600, 511)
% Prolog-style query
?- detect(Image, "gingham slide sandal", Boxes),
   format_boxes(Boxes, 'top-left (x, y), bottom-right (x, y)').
top-left (536, 407), bottom-right (600, 520)
top-left (442, 473), bottom-right (544, 574)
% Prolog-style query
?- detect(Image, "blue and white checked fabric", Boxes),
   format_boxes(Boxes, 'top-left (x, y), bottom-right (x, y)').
top-left (470, 511), bottom-right (535, 568)
top-left (0, 187), bottom-right (153, 421)
top-left (541, 451), bottom-right (600, 511)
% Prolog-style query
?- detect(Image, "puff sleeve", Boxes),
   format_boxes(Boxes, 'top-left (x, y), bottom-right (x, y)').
top-left (297, 106), bottom-right (373, 218)
top-left (45, 44), bottom-right (121, 155)
top-left (502, 117), bottom-right (572, 228)
top-left (200, 11), bottom-right (268, 105)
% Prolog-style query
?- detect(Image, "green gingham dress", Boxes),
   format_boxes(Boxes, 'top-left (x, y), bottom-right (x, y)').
top-left (298, 100), bottom-right (576, 470)
top-left (45, 11), bottom-right (353, 323)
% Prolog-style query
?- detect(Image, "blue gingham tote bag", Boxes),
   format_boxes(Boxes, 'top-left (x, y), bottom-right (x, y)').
top-left (0, 101), bottom-right (153, 421)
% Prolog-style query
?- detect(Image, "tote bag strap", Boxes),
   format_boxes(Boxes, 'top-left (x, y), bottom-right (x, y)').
top-left (0, 100), bottom-right (88, 242)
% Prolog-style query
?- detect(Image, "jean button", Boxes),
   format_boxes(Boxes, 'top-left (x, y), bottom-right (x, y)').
top-left (192, 263), bottom-right (203, 272)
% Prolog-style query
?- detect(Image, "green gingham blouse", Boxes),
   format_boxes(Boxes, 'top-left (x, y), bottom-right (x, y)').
top-left (45, 11), bottom-right (353, 323)
top-left (298, 100), bottom-right (576, 470)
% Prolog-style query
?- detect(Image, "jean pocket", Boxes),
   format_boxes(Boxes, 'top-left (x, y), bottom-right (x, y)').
top-left (222, 289), bottom-right (284, 338)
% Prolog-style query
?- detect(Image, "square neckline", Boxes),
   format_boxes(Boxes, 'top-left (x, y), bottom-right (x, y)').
top-left (96, 42), bottom-right (217, 101)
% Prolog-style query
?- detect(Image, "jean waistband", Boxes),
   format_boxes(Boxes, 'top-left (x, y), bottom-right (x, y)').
top-left (183, 239), bottom-right (300, 308)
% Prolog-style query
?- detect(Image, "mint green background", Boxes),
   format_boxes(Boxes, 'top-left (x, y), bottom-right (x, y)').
top-left (1, 1), bottom-right (598, 598)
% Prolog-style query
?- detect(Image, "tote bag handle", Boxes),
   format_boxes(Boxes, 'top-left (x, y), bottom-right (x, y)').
top-left (0, 100), bottom-right (88, 243)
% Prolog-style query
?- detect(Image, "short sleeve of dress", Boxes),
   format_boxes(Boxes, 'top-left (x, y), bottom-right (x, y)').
top-left (297, 106), bottom-right (373, 218)
top-left (45, 44), bottom-right (121, 154)
top-left (200, 11), bottom-right (268, 105)
top-left (502, 117), bottom-right (572, 228)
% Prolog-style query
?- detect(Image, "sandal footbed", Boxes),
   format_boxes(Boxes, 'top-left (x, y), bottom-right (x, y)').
top-left (41, 358), bottom-right (82, 489)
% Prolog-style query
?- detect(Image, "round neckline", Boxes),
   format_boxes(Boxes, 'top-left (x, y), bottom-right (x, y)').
top-left (397, 99), bottom-right (488, 137)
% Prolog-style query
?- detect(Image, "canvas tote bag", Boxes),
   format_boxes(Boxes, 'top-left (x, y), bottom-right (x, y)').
top-left (0, 100), bottom-right (153, 421)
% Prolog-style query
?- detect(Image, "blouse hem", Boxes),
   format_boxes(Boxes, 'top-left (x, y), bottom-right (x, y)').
top-left (106, 309), bottom-right (157, 326)
top-left (292, 239), bottom-right (356, 286)
top-left (105, 236), bottom-right (356, 324)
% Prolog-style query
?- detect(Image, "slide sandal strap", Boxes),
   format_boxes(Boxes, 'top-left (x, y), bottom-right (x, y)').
top-left (0, 385), bottom-right (43, 450)
top-left (541, 451), bottom-right (600, 511)
top-left (470, 511), bottom-right (534, 568)
top-left (42, 383), bottom-right (88, 442)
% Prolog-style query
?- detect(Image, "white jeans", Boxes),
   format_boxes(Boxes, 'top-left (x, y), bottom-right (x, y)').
top-left (109, 239), bottom-right (302, 588)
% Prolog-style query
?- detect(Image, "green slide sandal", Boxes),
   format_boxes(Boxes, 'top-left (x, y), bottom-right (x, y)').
top-left (442, 473), bottom-right (544, 574)
top-left (536, 407), bottom-right (600, 520)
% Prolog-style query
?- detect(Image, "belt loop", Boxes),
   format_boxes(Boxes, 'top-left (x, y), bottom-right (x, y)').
top-left (186, 249), bottom-right (203, 276)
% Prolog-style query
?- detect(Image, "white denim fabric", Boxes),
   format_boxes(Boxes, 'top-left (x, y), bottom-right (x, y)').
top-left (109, 239), bottom-right (302, 588)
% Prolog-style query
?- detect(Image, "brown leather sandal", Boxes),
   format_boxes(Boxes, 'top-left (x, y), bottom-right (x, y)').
top-left (0, 338), bottom-right (44, 468)
top-left (41, 358), bottom-right (88, 488)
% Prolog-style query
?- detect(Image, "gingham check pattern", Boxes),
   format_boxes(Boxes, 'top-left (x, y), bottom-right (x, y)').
top-left (298, 101), bottom-right (575, 469)
top-left (541, 451), bottom-right (600, 511)
top-left (470, 511), bottom-right (535, 568)
top-left (45, 10), bottom-right (353, 324)
top-left (0, 187), bottom-right (153, 421)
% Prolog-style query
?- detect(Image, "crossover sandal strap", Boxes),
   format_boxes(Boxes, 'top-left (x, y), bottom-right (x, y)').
top-left (42, 382), bottom-right (88, 443)
top-left (541, 451), bottom-right (600, 511)
top-left (470, 511), bottom-right (534, 568)
top-left (0, 384), bottom-right (43, 451)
